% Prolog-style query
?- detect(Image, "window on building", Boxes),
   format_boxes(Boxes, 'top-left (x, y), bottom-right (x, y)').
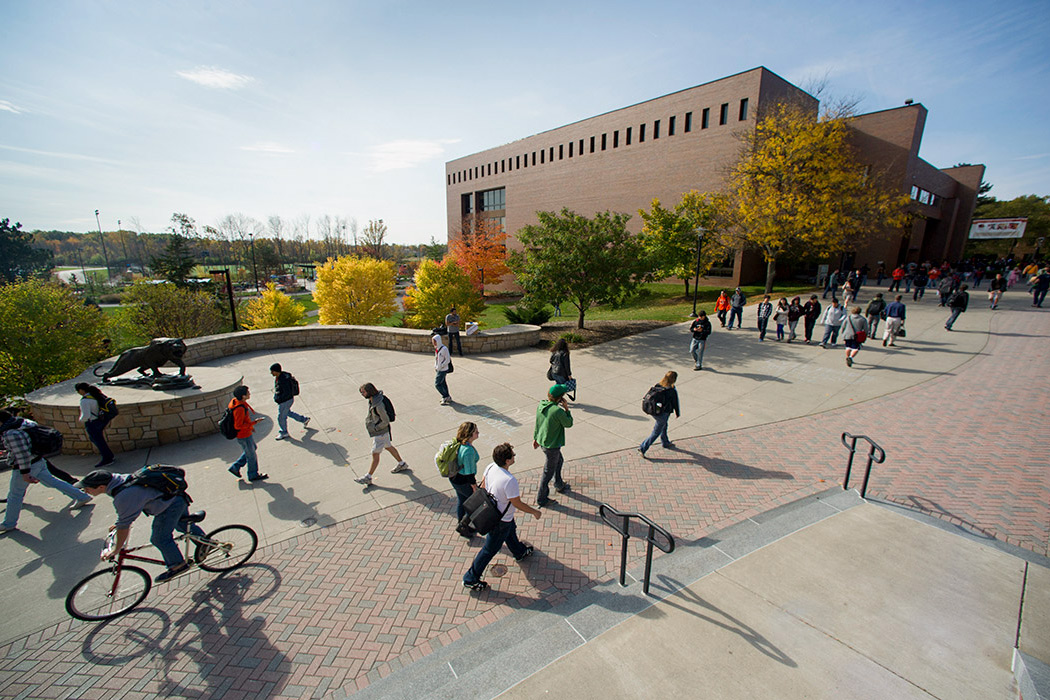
top-left (719, 103), bottom-right (728, 125)
top-left (613, 130), bottom-right (619, 148)
top-left (669, 116), bottom-right (676, 136)
top-left (590, 136), bottom-right (595, 153)
top-left (540, 150), bottom-right (545, 164)
top-left (739, 98), bottom-right (749, 121)
top-left (911, 185), bottom-right (920, 200)
top-left (532, 152), bottom-right (536, 166)
top-left (701, 108), bottom-right (710, 129)
top-left (559, 144), bottom-right (564, 160)
top-left (480, 188), bottom-right (505, 211)
top-left (579, 138), bottom-right (584, 155)
top-left (462, 193), bottom-right (473, 215)
top-left (654, 120), bottom-right (660, 139)
top-left (601, 133), bottom-right (607, 151)
top-left (685, 112), bottom-right (692, 132)
top-left (640, 123), bottom-right (646, 142)
top-left (626, 126), bottom-right (632, 145)
top-left (569, 141), bottom-right (574, 157)
top-left (516, 155), bottom-right (521, 169)
top-left (549, 146), bottom-right (554, 161)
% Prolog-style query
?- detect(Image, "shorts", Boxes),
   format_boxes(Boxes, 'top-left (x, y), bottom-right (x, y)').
top-left (844, 339), bottom-right (861, 350)
top-left (371, 431), bottom-right (392, 454)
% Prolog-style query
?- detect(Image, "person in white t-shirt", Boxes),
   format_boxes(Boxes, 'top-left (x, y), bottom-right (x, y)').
top-left (462, 443), bottom-right (542, 592)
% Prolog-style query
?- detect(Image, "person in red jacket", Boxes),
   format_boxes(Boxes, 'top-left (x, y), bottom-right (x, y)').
top-left (888, 266), bottom-right (905, 292)
top-left (227, 386), bottom-right (268, 482)
top-left (714, 290), bottom-right (731, 327)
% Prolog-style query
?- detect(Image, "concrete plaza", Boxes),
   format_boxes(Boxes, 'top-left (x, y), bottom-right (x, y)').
top-left (0, 286), bottom-right (1047, 698)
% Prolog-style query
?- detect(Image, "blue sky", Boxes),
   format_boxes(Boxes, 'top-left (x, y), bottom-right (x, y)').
top-left (1, 0), bottom-right (1048, 243)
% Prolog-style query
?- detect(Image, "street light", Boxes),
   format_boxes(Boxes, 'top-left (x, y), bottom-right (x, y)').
top-left (94, 209), bottom-right (112, 284)
top-left (210, 268), bottom-right (238, 331)
top-left (690, 227), bottom-right (707, 318)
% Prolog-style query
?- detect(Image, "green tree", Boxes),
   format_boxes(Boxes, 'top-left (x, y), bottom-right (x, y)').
top-left (314, 256), bottom-right (398, 325)
top-left (726, 103), bottom-right (910, 293)
top-left (243, 283), bottom-right (308, 329)
top-left (1, 218), bottom-right (54, 284)
top-left (422, 236), bottom-right (448, 260)
top-left (115, 281), bottom-right (225, 343)
top-left (968, 194), bottom-right (1050, 258)
top-left (403, 258), bottom-right (484, 329)
top-left (639, 191), bottom-right (729, 295)
top-left (0, 280), bottom-right (108, 400)
top-left (509, 209), bottom-right (648, 329)
top-left (151, 234), bottom-right (197, 285)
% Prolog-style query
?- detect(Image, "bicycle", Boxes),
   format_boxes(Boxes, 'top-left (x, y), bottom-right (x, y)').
top-left (65, 510), bottom-right (258, 621)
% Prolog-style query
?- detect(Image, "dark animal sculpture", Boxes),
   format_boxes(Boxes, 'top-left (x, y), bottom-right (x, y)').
top-left (95, 338), bottom-right (188, 381)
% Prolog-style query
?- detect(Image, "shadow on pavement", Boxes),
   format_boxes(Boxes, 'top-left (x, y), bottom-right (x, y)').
top-left (290, 428), bottom-right (350, 467)
top-left (253, 481), bottom-right (336, 528)
top-left (12, 502), bottom-right (100, 602)
top-left (649, 448), bottom-right (794, 480)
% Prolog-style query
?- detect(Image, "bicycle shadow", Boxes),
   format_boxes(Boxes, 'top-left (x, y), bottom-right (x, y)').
top-left (80, 563), bottom-right (289, 698)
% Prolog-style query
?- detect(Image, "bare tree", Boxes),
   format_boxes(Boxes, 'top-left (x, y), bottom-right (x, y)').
top-left (291, 214), bottom-right (310, 263)
top-left (360, 219), bottom-right (387, 259)
top-left (316, 214), bottom-right (335, 260)
top-left (267, 215), bottom-right (285, 268)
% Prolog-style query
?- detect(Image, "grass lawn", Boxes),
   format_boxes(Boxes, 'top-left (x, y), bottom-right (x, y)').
top-left (576, 282), bottom-right (819, 322)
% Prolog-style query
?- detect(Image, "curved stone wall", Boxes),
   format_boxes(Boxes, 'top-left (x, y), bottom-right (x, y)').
top-left (26, 324), bottom-right (540, 455)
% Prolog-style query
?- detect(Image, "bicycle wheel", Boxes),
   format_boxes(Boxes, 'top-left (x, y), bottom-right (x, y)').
top-left (66, 565), bottom-right (152, 621)
top-left (195, 525), bottom-right (258, 572)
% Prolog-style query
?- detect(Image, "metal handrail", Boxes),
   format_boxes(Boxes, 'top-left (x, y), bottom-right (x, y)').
top-left (598, 504), bottom-right (675, 595)
top-left (841, 432), bottom-right (886, 499)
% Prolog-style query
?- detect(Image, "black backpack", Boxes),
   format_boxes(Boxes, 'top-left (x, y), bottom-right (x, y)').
top-left (17, 422), bottom-right (64, 457)
top-left (289, 374), bottom-right (300, 396)
top-left (382, 395), bottom-right (396, 422)
top-left (112, 464), bottom-right (190, 501)
top-left (641, 386), bottom-right (669, 416)
top-left (217, 404), bottom-right (245, 440)
top-left (98, 397), bottom-right (119, 421)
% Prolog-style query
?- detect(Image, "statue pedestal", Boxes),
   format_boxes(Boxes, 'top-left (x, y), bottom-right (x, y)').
top-left (26, 367), bottom-right (243, 455)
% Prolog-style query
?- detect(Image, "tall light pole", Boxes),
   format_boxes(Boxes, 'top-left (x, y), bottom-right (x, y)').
top-left (117, 219), bottom-right (130, 273)
top-left (690, 227), bottom-right (707, 318)
top-left (94, 209), bottom-right (112, 284)
top-left (248, 231), bottom-right (259, 292)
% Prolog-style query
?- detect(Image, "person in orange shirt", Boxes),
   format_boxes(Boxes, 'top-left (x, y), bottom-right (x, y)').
top-left (888, 266), bottom-right (905, 292)
top-left (227, 386), bottom-right (268, 482)
top-left (714, 290), bottom-right (731, 328)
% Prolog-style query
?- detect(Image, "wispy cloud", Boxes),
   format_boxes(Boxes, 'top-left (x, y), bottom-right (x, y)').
top-left (240, 142), bottom-right (296, 154)
top-left (1014, 152), bottom-right (1050, 161)
top-left (0, 143), bottom-right (123, 165)
top-left (176, 66), bottom-right (254, 89)
top-left (0, 100), bottom-right (23, 114)
top-left (367, 139), bottom-right (461, 172)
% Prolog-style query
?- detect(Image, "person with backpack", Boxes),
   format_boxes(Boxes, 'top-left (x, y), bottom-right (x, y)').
top-left (75, 382), bottom-right (116, 467)
top-left (639, 371), bottom-right (680, 458)
top-left (226, 386), bottom-right (267, 482)
top-left (802, 295), bottom-right (822, 344)
top-left (269, 363), bottom-right (310, 441)
top-left (77, 467), bottom-right (204, 583)
top-left (353, 383), bottom-right (408, 485)
top-left (1, 409), bottom-right (91, 533)
top-left (462, 442), bottom-right (542, 592)
top-left (432, 331), bottom-right (453, 406)
top-left (945, 284), bottom-right (970, 330)
top-left (533, 384), bottom-right (574, 508)
top-left (547, 338), bottom-right (576, 400)
top-left (443, 421), bottom-right (481, 538)
top-left (840, 306), bottom-right (869, 368)
top-left (688, 310), bottom-right (712, 370)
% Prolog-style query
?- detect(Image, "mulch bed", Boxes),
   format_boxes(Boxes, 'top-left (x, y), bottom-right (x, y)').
top-left (537, 319), bottom-right (677, 349)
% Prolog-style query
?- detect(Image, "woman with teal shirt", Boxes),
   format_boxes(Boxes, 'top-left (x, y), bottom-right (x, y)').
top-left (451, 422), bottom-right (481, 538)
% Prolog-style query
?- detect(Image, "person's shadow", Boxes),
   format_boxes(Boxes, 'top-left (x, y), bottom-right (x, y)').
top-left (13, 501), bottom-right (99, 601)
top-left (253, 481), bottom-right (336, 527)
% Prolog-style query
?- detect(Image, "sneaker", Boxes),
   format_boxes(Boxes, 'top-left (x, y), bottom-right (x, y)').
top-left (638, 447), bottom-right (648, 459)
top-left (302, 417), bottom-right (311, 429)
top-left (275, 433), bottom-right (289, 441)
top-left (391, 461), bottom-right (409, 474)
top-left (247, 473), bottom-right (269, 482)
top-left (70, 497), bottom-right (93, 510)
top-left (440, 397), bottom-right (452, 406)
top-left (663, 443), bottom-right (676, 449)
top-left (694, 366), bottom-right (701, 371)
top-left (537, 498), bottom-right (556, 508)
top-left (515, 545), bottom-right (535, 562)
top-left (0, 525), bottom-right (16, 534)
top-left (463, 580), bottom-right (489, 592)
top-left (155, 562), bottom-right (191, 583)
top-left (555, 482), bottom-right (570, 493)
top-left (456, 525), bottom-right (476, 539)
top-left (846, 356), bottom-right (853, 367)
top-left (354, 474), bottom-right (372, 485)
top-left (228, 466), bottom-right (242, 479)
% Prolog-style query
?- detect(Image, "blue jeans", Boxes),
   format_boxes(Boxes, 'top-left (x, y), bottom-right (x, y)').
top-left (151, 497), bottom-right (205, 568)
top-left (451, 480), bottom-right (473, 521)
top-left (232, 435), bottom-right (260, 479)
top-left (640, 412), bottom-right (671, 454)
top-left (3, 458), bottom-right (90, 528)
top-left (537, 446), bottom-right (565, 505)
top-left (447, 331), bottom-right (463, 356)
top-left (435, 370), bottom-right (450, 399)
top-left (757, 318), bottom-right (769, 340)
top-left (1034, 288), bottom-right (1048, 307)
top-left (945, 308), bottom-right (963, 329)
top-left (463, 518), bottom-right (527, 584)
top-left (728, 307), bottom-right (742, 328)
top-left (689, 337), bottom-right (706, 368)
top-left (276, 399), bottom-right (307, 435)
top-left (821, 325), bottom-right (839, 345)
top-left (85, 418), bottom-right (114, 463)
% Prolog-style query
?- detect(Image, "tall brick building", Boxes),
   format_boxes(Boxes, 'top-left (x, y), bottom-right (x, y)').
top-left (444, 67), bottom-right (984, 287)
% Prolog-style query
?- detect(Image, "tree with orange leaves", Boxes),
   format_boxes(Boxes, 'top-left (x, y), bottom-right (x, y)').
top-left (448, 215), bottom-right (510, 291)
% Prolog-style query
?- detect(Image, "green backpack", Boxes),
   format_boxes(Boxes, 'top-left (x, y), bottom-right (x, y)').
top-left (434, 440), bottom-right (461, 478)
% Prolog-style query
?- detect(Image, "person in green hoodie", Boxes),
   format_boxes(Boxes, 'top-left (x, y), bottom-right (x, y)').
top-left (533, 384), bottom-right (574, 507)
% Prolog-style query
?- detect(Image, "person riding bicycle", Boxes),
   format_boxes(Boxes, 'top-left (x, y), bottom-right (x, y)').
top-left (78, 469), bottom-right (204, 582)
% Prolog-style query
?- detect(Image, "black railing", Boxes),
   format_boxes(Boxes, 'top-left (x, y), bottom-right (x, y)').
top-left (598, 504), bottom-right (675, 595)
top-left (841, 432), bottom-right (886, 499)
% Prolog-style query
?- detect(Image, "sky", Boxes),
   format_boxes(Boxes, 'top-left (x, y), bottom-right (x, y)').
top-left (1, 0), bottom-right (1048, 244)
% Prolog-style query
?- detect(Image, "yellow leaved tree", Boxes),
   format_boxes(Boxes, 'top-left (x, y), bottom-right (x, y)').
top-left (243, 283), bottom-right (308, 329)
top-left (314, 256), bottom-right (397, 325)
top-left (402, 258), bottom-right (484, 329)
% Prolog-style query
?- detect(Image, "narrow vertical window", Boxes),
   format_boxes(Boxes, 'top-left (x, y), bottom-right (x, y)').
top-left (685, 112), bottom-right (692, 132)
top-left (669, 116), bottom-right (676, 136)
top-left (531, 152), bottom-right (536, 166)
top-left (516, 155), bottom-right (520, 169)
top-left (626, 126), bottom-right (632, 145)
top-left (590, 136), bottom-right (595, 153)
top-left (613, 130), bottom-right (619, 148)
top-left (719, 103), bottom-right (728, 125)
top-left (579, 138), bottom-right (584, 155)
top-left (654, 120), bottom-right (660, 139)
top-left (640, 123), bottom-right (646, 142)
top-left (569, 141), bottom-right (574, 157)
top-left (701, 108), bottom-right (710, 129)
top-left (559, 144), bottom-right (564, 160)
top-left (540, 150), bottom-right (545, 164)
top-left (601, 133), bottom-right (607, 151)
top-left (550, 146), bottom-right (554, 161)
top-left (739, 98), bottom-right (749, 121)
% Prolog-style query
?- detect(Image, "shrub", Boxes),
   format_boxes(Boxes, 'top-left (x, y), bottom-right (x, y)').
top-left (502, 299), bottom-right (552, 325)
top-left (314, 256), bottom-right (397, 325)
top-left (402, 258), bottom-right (484, 329)
top-left (114, 280), bottom-right (226, 345)
top-left (559, 332), bottom-right (584, 345)
top-left (242, 283), bottom-right (307, 329)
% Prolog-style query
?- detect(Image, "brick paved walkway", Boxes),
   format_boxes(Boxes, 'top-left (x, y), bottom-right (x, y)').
top-left (0, 307), bottom-right (1046, 699)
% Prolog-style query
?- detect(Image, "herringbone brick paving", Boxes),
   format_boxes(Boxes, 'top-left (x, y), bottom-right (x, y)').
top-left (0, 307), bottom-right (1046, 699)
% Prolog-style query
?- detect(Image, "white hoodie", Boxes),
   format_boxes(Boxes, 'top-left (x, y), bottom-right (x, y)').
top-left (432, 335), bottom-right (451, 371)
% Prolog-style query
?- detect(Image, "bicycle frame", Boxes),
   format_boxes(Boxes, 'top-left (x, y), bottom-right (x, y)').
top-left (104, 531), bottom-right (209, 592)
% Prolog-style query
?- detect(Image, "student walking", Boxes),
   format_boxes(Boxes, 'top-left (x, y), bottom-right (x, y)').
top-left (714, 291), bottom-right (730, 327)
top-left (756, 295), bottom-right (773, 341)
top-left (773, 298), bottom-right (790, 341)
top-left (639, 371), bottom-right (680, 457)
top-left (865, 293), bottom-right (887, 337)
top-left (787, 297), bottom-right (803, 342)
top-left (882, 294), bottom-right (907, 346)
top-left (462, 443), bottom-right (542, 592)
top-left (226, 386), bottom-right (267, 482)
top-left (1, 410), bottom-right (92, 533)
top-left (820, 299), bottom-right (847, 347)
top-left (270, 363), bottom-right (310, 440)
top-left (988, 273), bottom-right (1006, 309)
top-left (727, 288), bottom-right (746, 329)
top-left (945, 285), bottom-right (969, 330)
top-left (802, 295), bottom-right (822, 344)
top-left (432, 332), bottom-right (453, 405)
top-left (354, 383), bottom-right (408, 485)
top-left (450, 422), bottom-right (481, 538)
top-left (840, 306), bottom-right (869, 367)
top-left (533, 384), bottom-right (574, 508)
top-left (688, 311), bottom-right (712, 370)
top-left (75, 382), bottom-right (116, 467)
top-left (547, 338), bottom-right (576, 400)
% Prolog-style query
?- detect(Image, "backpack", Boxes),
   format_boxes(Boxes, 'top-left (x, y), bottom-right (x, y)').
top-left (112, 464), bottom-right (190, 501)
top-left (22, 423), bottom-right (64, 457)
top-left (382, 395), bottom-right (396, 422)
top-left (641, 385), bottom-right (669, 416)
top-left (217, 404), bottom-right (245, 440)
top-left (98, 397), bottom-right (119, 421)
top-left (434, 439), bottom-right (460, 478)
top-left (288, 374), bottom-right (300, 397)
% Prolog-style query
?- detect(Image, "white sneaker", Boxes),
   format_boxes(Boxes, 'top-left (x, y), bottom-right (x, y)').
top-left (275, 433), bottom-right (289, 441)
top-left (391, 461), bottom-right (408, 473)
top-left (440, 397), bottom-right (452, 405)
top-left (354, 474), bottom-right (372, 485)
top-left (70, 497), bottom-right (93, 510)
top-left (0, 524), bottom-right (16, 534)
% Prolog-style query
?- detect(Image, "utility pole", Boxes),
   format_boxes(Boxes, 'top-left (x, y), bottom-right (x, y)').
top-left (94, 209), bottom-right (112, 285)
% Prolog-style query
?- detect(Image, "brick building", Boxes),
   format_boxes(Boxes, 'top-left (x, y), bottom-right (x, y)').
top-left (444, 66), bottom-right (984, 287)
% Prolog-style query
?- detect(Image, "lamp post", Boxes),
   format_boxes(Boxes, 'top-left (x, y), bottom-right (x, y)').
top-left (94, 209), bottom-right (112, 285)
top-left (248, 231), bottom-right (259, 292)
top-left (117, 219), bottom-right (130, 274)
top-left (690, 227), bottom-right (707, 318)
top-left (210, 268), bottom-right (238, 331)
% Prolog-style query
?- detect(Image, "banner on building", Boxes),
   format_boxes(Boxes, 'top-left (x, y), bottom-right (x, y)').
top-left (968, 218), bottom-right (1027, 239)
